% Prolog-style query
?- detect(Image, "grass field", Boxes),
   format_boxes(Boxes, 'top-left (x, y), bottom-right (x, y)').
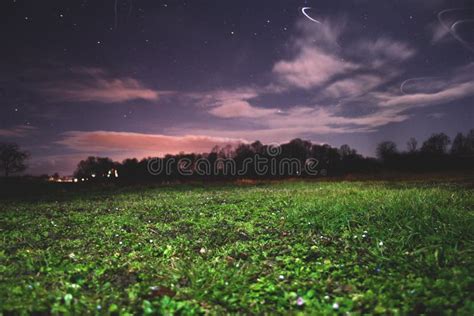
top-left (1, 180), bottom-right (473, 314)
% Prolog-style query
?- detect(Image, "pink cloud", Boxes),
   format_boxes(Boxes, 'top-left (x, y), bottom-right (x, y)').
top-left (0, 125), bottom-right (36, 138)
top-left (56, 131), bottom-right (245, 156)
top-left (41, 67), bottom-right (167, 103)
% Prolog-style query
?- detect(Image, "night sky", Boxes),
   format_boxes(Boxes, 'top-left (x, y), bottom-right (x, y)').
top-left (1, 0), bottom-right (473, 175)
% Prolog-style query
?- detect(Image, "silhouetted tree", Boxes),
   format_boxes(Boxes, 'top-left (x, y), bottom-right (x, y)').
top-left (339, 144), bottom-right (359, 158)
top-left (376, 141), bottom-right (398, 161)
top-left (0, 142), bottom-right (29, 177)
top-left (74, 156), bottom-right (118, 180)
top-left (451, 130), bottom-right (474, 156)
top-left (421, 133), bottom-right (451, 155)
top-left (119, 158), bottom-right (142, 180)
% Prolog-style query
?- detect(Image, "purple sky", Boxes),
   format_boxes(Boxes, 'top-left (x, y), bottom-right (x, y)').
top-left (1, 0), bottom-right (473, 175)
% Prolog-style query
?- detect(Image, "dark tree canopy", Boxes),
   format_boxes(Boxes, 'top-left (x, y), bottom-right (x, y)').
top-left (451, 130), bottom-right (474, 156)
top-left (376, 141), bottom-right (398, 161)
top-left (421, 133), bottom-right (451, 155)
top-left (0, 143), bottom-right (29, 177)
top-left (74, 156), bottom-right (118, 179)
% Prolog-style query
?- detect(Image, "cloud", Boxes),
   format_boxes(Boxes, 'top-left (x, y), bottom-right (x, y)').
top-left (182, 61), bottom-right (474, 142)
top-left (325, 74), bottom-right (384, 98)
top-left (428, 112), bottom-right (445, 119)
top-left (272, 20), bottom-right (357, 90)
top-left (349, 38), bottom-right (416, 68)
top-left (273, 47), bottom-right (357, 89)
top-left (209, 100), bottom-right (278, 118)
top-left (377, 63), bottom-right (474, 109)
top-left (40, 67), bottom-right (166, 103)
top-left (0, 125), bottom-right (36, 138)
top-left (271, 18), bottom-right (416, 92)
top-left (190, 87), bottom-right (280, 119)
top-left (56, 131), bottom-right (245, 156)
top-left (378, 81), bottom-right (474, 108)
top-left (430, 22), bottom-right (450, 43)
top-left (179, 15), bottom-right (468, 143)
top-left (177, 104), bottom-right (413, 144)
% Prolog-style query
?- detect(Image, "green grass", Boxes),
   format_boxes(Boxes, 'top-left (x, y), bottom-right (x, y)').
top-left (1, 181), bottom-right (473, 314)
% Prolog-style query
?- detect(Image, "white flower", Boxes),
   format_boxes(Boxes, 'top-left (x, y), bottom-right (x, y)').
top-left (379, 241), bottom-right (384, 246)
top-left (332, 302), bottom-right (339, 309)
top-left (279, 275), bottom-right (285, 280)
top-left (296, 297), bottom-right (305, 306)
top-left (199, 247), bottom-right (207, 254)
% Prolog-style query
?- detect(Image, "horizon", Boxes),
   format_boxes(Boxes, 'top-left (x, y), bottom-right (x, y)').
top-left (1, 0), bottom-right (473, 175)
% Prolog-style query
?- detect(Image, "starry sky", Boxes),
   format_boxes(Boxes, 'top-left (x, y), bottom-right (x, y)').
top-left (1, 0), bottom-right (473, 175)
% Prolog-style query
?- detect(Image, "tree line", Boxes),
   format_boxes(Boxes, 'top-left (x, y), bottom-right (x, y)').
top-left (72, 129), bottom-right (474, 182)
top-left (0, 129), bottom-right (472, 180)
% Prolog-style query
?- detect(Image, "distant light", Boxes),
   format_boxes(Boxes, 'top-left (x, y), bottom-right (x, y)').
top-left (81, 178), bottom-right (85, 182)
top-left (91, 174), bottom-right (96, 178)
top-left (73, 178), bottom-right (78, 183)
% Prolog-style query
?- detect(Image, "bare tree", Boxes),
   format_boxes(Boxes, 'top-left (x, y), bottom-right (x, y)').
top-left (0, 143), bottom-right (29, 177)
